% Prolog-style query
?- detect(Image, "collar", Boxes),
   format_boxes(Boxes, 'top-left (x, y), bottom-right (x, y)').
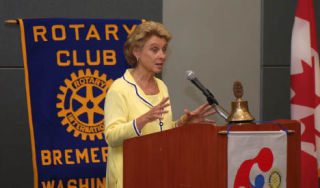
top-left (122, 69), bottom-right (162, 108)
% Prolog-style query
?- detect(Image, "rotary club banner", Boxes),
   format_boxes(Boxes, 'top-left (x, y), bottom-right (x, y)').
top-left (18, 18), bottom-right (143, 188)
top-left (228, 131), bottom-right (287, 188)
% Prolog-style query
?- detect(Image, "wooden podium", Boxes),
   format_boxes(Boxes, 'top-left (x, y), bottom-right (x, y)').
top-left (123, 120), bottom-right (301, 188)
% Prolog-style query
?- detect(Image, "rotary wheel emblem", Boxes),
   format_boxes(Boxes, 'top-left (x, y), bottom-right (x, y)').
top-left (268, 169), bottom-right (282, 188)
top-left (57, 68), bottom-right (113, 141)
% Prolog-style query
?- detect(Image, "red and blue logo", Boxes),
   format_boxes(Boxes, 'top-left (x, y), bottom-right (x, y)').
top-left (233, 147), bottom-right (282, 188)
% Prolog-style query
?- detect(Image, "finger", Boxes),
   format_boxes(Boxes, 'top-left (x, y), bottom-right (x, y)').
top-left (203, 110), bottom-right (216, 117)
top-left (193, 103), bottom-right (210, 114)
top-left (158, 110), bottom-right (169, 114)
top-left (149, 112), bottom-right (164, 120)
top-left (159, 103), bottom-right (171, 109)
top-left (202, 104), bottom-right (214, 112)
top-left (153, 102), bottom-right (170, 112)
top-left (196, 105), bottom-right (213, 116)
top-left (203, 119), bottom-right (216, 123)
top-left (155, 115), bottom-right (164, 119)
top-left (159, 96), bottom-right (170, 105)
top-left (184, 109), bottom-right (191, 117)
top-left (150, 108), bottom-right (169, 116)
top-left (156, 98), bottom-right (170, 109)
top-left (198, 102), bottom-right (210, 111)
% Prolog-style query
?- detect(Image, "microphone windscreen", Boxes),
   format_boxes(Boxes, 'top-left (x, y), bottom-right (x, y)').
top-left (185, 70), bottom-right (195, 80)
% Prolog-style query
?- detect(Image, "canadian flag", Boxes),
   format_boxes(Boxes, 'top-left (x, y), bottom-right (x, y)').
top-left (290, 0), bottom-right (320, 187)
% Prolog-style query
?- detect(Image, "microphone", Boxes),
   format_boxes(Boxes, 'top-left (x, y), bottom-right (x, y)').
top-left (185, 70), bottom-right (230, 121)
top-left (185, 70), bottom-right (219, 105)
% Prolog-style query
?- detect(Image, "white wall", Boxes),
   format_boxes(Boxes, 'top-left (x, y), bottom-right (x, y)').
top-left (163, 0), bottom-right (261, 125)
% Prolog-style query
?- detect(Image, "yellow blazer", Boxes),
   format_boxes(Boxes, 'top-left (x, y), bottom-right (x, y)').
top-left (104, 69), bottom-right (176, 188)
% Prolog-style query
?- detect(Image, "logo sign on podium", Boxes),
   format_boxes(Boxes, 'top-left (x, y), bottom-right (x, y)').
top-left (228, 131), bottom-right (287, 188)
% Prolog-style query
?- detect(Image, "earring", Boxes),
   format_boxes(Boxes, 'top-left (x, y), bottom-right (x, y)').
top-left (136, 57), bottom-right (139, 63)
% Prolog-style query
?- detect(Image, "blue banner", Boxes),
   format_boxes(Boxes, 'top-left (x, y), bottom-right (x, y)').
top-left (19, 18), bottom-right (142, 188)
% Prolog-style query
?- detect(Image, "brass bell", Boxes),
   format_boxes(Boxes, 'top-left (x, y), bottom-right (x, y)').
top-left (227, 81), bottom-right (255, 123)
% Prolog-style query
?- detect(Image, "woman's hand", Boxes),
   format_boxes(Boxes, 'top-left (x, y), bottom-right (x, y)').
top-left (136, 97), bottom-right (170, 131)
top-left (183, 102), bottom-right (216, 125)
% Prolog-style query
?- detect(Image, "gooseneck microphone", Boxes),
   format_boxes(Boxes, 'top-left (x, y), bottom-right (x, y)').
top-left (185, 70), bottom-right (218, 105)
top-left (185, 70), bottom-right (230, 121)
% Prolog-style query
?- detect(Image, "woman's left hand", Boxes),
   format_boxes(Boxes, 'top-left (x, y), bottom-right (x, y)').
top-left (184, 102), bottom-right (216, 124)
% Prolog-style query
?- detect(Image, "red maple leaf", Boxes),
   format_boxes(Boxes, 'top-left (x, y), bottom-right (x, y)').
top-left (291, 60), bottom-right (320, 108)
top-left (300, 114), bottom-right (320, 144)
top-left (291, 60), bottom-right (320, 144)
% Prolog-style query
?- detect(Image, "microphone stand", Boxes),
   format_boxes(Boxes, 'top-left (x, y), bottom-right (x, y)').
top-left (187, 72), bottom-right (229, 121)
top-left (206, 91), bottom-right (229, 121)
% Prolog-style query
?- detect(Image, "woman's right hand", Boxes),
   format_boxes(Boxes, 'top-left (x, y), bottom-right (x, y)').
top-left (135, 97), bottom-right (170, 131)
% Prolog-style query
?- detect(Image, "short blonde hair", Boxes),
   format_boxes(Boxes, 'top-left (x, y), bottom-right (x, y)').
top-left (124, 21), bottom-right (172, 67)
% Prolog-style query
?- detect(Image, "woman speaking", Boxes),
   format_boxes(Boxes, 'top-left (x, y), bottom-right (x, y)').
top-left (104, 21), bottom-right (216, 188)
